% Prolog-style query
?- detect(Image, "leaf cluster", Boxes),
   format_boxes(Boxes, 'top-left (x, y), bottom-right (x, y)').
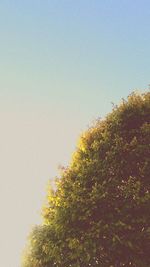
top-left (22, 92), bottom-right (150, 267)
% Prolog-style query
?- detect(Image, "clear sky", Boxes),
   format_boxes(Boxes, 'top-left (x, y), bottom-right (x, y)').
top-left (0, 1), bottom-right (149, 266)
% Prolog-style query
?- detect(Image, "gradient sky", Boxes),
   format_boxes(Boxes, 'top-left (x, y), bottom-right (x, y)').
top-left (0, 1), bottom-right (150, 266)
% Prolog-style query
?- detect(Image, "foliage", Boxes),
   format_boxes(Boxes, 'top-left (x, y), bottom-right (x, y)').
top-left (22, 92), bottom-right (150, 267)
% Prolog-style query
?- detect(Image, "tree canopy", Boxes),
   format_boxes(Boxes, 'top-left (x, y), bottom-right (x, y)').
top-left (22, 92), bottom-right (150, 267)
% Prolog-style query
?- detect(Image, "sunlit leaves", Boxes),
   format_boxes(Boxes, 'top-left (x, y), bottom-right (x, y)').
top-left (22, 92), bottom-right (150, 267)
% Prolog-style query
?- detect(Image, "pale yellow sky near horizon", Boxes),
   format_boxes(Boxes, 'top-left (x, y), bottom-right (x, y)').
top-left (0, 107), bottom-right (85, 266)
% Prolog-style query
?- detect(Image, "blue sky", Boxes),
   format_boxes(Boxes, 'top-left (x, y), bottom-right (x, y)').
top-left (1, 0), bottom-right (149, 113)
top-left (0, 1), bottom-right (149, 266)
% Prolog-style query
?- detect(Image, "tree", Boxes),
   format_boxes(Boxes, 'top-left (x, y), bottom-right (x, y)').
top-left (22, 92), bottom-right (150, 267)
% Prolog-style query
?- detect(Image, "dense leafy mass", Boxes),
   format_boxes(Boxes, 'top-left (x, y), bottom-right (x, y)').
top-left (22, 92), bottom-right (150, 267)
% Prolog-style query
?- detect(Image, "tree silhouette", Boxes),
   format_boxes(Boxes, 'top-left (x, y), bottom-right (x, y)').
top-left (22, 92), bottom-right (150, 267)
